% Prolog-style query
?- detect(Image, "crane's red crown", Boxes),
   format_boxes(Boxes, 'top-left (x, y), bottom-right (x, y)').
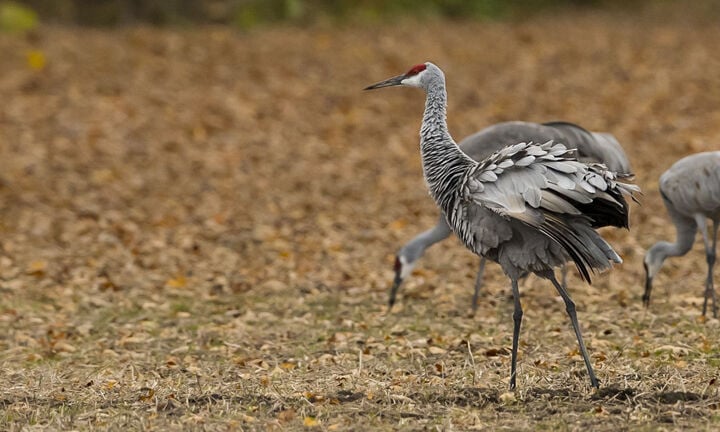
top-left (405, 63), bottom-right (427, 76)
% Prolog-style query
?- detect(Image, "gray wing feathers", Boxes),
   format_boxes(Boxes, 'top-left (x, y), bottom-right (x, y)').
top-left (586, 133), bottom-right (632, 174)
top-left (543, 121), bottom-right (632, 174)
top-left (458, 121), bottom-right (632, 175)
top-left (470, 166), bottom-right (549, 214)
top-left (457, 121), bottom-right (566, 162)
top-left (540, 190), bottom-right (582, 214)
top-left (461, 141), bottom-right (639, 282)
top-left (463, 141), bottom-right (634, 219)
top-left (465, 206), bottom-right (514, 256)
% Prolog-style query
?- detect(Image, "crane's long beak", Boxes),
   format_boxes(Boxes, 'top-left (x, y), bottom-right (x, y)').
top-left (642, 263), bottom-right (653, 308)
top-left (643, 276), bottom-right (653, 307)
top-left (388, 271), bottom-right (404, 312)
top-left (364, 74), bottom-right (405, 90)
top-left (387, 256), bottom-right (405, 312)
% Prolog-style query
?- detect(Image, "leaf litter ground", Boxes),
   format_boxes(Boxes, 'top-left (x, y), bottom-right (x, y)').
top-left (1, 5), bottom-right (720, 431)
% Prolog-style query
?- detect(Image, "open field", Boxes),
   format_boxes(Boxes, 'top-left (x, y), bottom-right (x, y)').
top-left (2, 5), bottom-right (720, 431)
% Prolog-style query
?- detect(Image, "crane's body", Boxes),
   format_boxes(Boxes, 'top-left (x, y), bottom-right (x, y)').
top-left (643, 151), bottom-right (720, 317)
top-left (366, 62), bottom-right (639, 389)
top-left (390, 121), bottom-right (633, 312)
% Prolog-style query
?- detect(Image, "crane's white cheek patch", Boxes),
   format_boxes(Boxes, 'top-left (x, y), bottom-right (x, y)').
top-left (401, 74), bottom-right (423, 87)
top-left (399, 256), bottom-right (417, 279)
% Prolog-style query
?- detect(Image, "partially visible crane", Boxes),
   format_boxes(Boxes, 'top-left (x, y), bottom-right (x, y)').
top-left (643, 151), bottom-right (720, 317)
top-left (366, 62), bottom-right (639, 389)
top-left (390, 121), bottom-right (633, 313)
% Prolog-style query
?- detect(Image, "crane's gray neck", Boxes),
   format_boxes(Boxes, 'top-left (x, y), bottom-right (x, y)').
top-left (663, 210), bottom-right (698, 258)
top-left (647, 215), bottom-right (697, 274)
top-left (400, 217), bottom-right (453, 261)
top-left (419, 76), bottom-right (473, 217)
top-left (653, 230), bottom-right (695, 260)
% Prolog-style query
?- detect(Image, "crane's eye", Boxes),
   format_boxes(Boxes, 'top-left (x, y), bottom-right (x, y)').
top-left (406, 63), bottom-right (427, 76)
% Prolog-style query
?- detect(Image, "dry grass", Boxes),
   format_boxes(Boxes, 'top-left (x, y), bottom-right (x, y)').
top-left (2, 4), bottom-right (720, 431)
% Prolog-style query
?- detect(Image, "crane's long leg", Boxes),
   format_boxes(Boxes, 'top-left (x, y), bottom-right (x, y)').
top-left (547, 273), bottom-right (599, 388)
top-left (705, 220), bottom-right (718, 318)
top-left (471, 257), bottom-right (487, 315)
top-left (388, 270), bottom-right (404, 312)
top-left (509, 277), bottom-right (523, 390)
top-left (696, 217), bottom-right (716, 318)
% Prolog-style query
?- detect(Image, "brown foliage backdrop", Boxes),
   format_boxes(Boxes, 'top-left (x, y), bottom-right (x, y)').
top-left (1, 5), bottom-right (720, 431)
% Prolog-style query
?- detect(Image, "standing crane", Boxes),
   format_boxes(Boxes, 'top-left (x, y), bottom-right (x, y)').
top-left (390, 121), bottom-right (632, 313)
top-left (643, 151), bottom-right (720, 317)
top-left (365, 62), bottom-right (639, 389)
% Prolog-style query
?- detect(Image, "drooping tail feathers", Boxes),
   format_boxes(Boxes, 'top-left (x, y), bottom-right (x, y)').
top-left (539, 213), bottom-right (621, 284)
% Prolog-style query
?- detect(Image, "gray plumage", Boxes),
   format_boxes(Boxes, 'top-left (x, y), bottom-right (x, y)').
top-left (365, 62), bottom-right (640, 389)
top-left (643, 151), bottom-right (720, 317)
top-left (389, 121), bottom-right (633, 312)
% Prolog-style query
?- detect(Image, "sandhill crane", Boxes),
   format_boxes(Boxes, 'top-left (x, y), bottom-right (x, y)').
top-left (643, 151), bottom-right (720, 317)
top-left (365, 62), bottom-right (639, 389)
top-left (390, 121), bottom-right (632, 313)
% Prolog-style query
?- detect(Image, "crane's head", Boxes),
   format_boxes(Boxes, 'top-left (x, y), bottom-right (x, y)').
top-left (364, 62), bottom-right (439, 91)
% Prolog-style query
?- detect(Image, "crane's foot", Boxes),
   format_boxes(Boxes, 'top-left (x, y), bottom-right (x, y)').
top-left (702, 296), bottom-right (718, 319)
top-left (469, 302), bottom-right (478, 318)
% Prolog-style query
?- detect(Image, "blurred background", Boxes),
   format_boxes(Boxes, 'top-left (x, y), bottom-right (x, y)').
top-left (4, 0), bottom-right (717, 29)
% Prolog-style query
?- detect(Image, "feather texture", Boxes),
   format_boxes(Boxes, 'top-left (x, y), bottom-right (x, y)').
top-left (451, 141), bottom-right (638, 282)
